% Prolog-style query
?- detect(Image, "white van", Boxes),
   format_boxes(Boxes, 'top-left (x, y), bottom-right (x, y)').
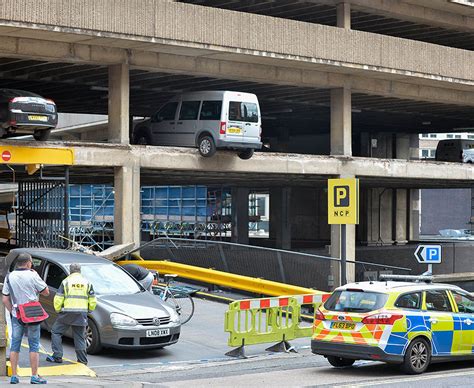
top-left (435, 139), bottom-right (474, 162)
top-left (133, 91), bottom-right (262, 159)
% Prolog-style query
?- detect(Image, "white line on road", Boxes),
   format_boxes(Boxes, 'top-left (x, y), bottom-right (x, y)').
top-left (332, 368), bottom-right (474, 388)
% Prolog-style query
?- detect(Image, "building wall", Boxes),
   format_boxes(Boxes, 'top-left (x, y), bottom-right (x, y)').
top-left (420, 189), bottom-right (472, 235)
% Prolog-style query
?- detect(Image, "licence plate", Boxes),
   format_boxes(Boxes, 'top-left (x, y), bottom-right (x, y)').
top-left (28, 115), bottom-right (48, 122)
top-left (227, 127), bottom-right (242, 134)
top-left (146, 328), bottom-right (170, 338)
top-left (331, 322), bottom-right (356, 330)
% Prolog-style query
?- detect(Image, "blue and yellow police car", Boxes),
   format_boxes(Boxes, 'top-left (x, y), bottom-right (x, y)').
top-left (312, 275), bottom-right (474, 374)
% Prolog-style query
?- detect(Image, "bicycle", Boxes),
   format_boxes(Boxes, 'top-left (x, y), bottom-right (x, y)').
top-left (152, 273), bottom-right (195, 325)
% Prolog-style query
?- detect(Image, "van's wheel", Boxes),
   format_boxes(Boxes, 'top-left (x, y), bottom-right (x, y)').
top-left (86, 319), bottom-right (102, 354)
top-left (327, 356), bottom-right (355, 368)
top-left (33, 129), bottom-right (51, 141)
top-left (238, 149), bottom-right (254, 160)
top-left (198, 135), bottom-right (216, 157)
top-left (401, 337), bottom-right (430, 374)
top-left (133, 128), bottom-right (152, 145)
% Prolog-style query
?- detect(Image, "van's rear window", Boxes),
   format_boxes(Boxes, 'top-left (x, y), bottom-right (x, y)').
top-left (324, 290), bottom-right (388, 313)
top-left (229, 101), bottom-right (258, 123)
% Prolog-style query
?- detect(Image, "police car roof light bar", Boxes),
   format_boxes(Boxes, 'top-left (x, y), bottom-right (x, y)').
top-left (379, 274), bottom-right (433, 283)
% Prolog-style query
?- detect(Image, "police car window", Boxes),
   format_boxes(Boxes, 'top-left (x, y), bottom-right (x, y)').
top-left (324, 290), bottom-right (388, 312)
top-left (395, 292), bottom-right (421, 310)
top-left (425, 290), bottom-right (453, 312)
top-left (451, 291), bottom-right (474, 314)
top-left (45, 263), bottom-right (67, 289)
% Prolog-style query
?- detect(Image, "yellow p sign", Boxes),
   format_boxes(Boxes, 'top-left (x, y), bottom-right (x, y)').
top-left (328, 178), bottom-right (359, 224)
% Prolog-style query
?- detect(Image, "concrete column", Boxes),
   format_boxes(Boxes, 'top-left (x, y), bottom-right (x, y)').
top-left (409, 189), bottom-right (420, 240)
top-left (394, 189), bottom-right (408, 245)
top-left (336, 2), bottom-right (351, 29)
top-left (108, 63), bottom-right (129, 144)
top-left (231, 187), bottom-right (249, 245)
top-left (114, 163), bottom-right (140, 246)
top-left (270, 187), bottom-right (291, 250)
top-left (330, 87), bottom-right (352, 156)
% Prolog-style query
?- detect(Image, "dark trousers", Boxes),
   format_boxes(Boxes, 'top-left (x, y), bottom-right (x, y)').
top-left (51, 320), bottom-right (88, 364)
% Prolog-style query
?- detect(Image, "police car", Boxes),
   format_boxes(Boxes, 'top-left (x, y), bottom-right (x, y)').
top-left (312, 275), bottom-right (474, 374)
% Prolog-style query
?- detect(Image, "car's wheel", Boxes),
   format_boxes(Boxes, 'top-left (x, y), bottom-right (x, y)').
top-left (133, 127), bottom-right (152, 145)
top-left (86, 319), bottom-right (102, 354)
top-left (33, 129), bottom-right (51, 141)
top-left (238, 148), bottom-right (254, 160)
top-left (198, 135), bottom-right (216, 157)
top-left (326, 356), bottom-right (355, 368)
top-left (401, 337), bottom-right (431, 374)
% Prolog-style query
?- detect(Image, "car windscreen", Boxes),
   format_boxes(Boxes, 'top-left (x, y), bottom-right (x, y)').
top-left (324, 290), bottom-right (388, 313)
top-left (80, 264), bottom-right (142, 295)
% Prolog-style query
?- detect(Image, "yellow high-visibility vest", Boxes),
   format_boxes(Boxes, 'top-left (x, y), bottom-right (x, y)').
top-left (54, 272), bottom-right (96, 313)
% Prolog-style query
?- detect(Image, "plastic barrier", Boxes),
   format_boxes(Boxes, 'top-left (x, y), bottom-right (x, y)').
top-left (225, 293), bottom-right (330, 357)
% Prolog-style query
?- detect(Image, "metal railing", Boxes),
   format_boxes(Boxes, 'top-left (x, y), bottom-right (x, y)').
top-left (138, 238), bottom-right (411, 291)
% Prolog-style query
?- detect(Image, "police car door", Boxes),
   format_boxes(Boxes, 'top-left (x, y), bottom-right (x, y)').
top-left (450, 290), bottom-right (474, 355)
top-left (424, 290), bottom-right (457, 356)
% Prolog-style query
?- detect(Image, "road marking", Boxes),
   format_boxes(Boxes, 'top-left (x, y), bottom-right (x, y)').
top-left (333, 368), bottom-right (474, 388)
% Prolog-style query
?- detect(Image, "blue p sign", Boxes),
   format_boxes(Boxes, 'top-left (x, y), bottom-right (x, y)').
top-left (414, 245), bottom-right (441, 264)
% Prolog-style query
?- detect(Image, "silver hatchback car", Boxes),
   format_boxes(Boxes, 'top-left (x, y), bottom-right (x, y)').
top-left (2, 248), bottom-right (181, 353)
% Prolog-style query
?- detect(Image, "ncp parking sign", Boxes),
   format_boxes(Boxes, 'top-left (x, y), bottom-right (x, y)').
top-left (414, 245), bottom-right (442, 264)
top-left (328, 178), bottom-right (359, 225)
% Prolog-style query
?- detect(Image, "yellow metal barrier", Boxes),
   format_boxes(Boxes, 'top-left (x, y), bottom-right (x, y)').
top-left (224, 293), bottom-right (330, 357)
top-left (116, 260), bottom-right (319, 296)
top-left (0, 145), bottom-right (74, 165)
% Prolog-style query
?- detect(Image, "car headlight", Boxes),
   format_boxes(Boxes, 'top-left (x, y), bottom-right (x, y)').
top-left (110, 313), bottom-right (138, 328)
top-left (169, 310), bottom-right (180, 324)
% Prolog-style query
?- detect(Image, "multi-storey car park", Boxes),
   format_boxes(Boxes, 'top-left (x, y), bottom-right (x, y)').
top-left (0, 0), bottom-right (473, 289)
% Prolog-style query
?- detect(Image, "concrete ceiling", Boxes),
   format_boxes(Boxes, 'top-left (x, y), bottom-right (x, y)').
top-left (2, 57), bottom-right (474, 136)
top-left (179, 1), bottom-right (474, 51)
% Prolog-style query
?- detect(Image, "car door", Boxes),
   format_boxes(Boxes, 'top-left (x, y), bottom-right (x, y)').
top-left (42, 261), bottom-right (68, 330)
top-left (150, 101), bottom-right (179, 145)
top-left (450, 290), bottom-right (474, 355)
top-left (177, 100), bottom-right (201, 146)
top-left (424, 289), bottom-right (457, 356)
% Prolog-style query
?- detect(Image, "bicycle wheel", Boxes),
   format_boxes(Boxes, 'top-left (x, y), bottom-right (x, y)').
top-left (165, 291), bottom-right (195, 325)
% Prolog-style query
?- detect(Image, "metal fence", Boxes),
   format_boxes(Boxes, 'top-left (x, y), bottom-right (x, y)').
top-left (140, 238), bottom-right (411, 291)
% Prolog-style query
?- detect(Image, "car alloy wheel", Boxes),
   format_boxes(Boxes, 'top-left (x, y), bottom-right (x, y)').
top-left (200, 139), bottom-right (211, 155)
top-left (85, 325), bottom-right (93, 348)
top-left (409, 341), bottom-right (428, 371)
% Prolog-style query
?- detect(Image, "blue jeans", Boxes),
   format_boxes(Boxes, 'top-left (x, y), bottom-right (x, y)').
top-left (10, 316), bottom-right (41, 353)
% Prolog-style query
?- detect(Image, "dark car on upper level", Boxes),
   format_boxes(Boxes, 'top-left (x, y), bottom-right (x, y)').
top-left (0, 88), bottom-right (58, 141)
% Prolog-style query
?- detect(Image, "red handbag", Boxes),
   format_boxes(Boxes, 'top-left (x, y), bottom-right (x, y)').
top-left (6, 275), bottom-right (49, 325)
top-left (16, 301), bottom-right (49, 324)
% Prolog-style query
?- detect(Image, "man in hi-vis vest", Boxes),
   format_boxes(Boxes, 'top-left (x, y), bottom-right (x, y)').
top-left (46, 263), bottom-right (96, 365)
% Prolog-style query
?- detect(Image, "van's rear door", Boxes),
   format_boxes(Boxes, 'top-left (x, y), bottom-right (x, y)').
top-left (227, 100), bottom-right (260, 143)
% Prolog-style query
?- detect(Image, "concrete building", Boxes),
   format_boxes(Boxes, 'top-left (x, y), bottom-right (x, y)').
top-left (1, 0), bottom-right (474, 284)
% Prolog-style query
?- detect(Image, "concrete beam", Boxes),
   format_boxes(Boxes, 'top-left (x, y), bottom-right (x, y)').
top-left (1, 1), bottom-right (474, 92)
top-left (345, 0), bottom-right (474, 32)
top-left (1, 36), bottom-right (474, 107)
top-left (64, 143), bottom-right (474, 183)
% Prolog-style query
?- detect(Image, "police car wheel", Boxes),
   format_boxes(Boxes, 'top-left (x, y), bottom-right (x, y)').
top-left (86, 319), bottom-right (102, 355)
top-left (401, 337), bottom-right (431, 374)
top-left (327, 356), bottom-right (355, 368)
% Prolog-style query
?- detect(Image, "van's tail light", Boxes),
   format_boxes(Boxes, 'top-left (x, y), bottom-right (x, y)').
top-left (362, 313), bottom-right (403, 325)
top-left (219, 122), bottom-right (226, 135)
top-left (315, 308), bottom-right (325, 321)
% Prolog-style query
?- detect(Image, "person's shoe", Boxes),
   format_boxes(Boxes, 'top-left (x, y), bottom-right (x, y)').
top-left (77, 360), bottom-right (88, 365)
top-left (45, 355), bottom-right (63, 363)
top-left (10, 375), bottom-right (19, 384)
top-left (30, 375), bottom-right (47, 384)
